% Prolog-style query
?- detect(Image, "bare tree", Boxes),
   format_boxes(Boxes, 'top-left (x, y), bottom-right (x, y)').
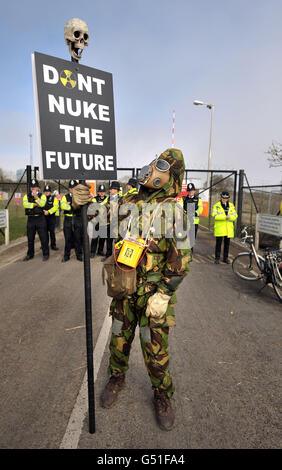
top-left (266, 141), bottom-right (282, 167)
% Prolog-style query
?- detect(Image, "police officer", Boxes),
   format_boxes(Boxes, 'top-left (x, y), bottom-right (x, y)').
top-left (90, 184), bottom-right (108, 258)
top-left (43, 185), bottom-right (59, 251)
top-left (122, 177), bottom-right (138, 199)
top-left (181, 183), bottom-right (203, 252)
top-left (101, 181), bottom-right (121, 261)
top-left (60, 180), bottom-right (83, 262)
top-left (212, 191), bottom-right (238, 264)
top-left (23, 179), bottom-right (49, 261)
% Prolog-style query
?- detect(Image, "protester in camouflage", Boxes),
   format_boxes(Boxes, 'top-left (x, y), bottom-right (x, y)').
top-left (72, 148), bottom-right (191, 431)
top-left (103, 148), bottom-right (190, 431)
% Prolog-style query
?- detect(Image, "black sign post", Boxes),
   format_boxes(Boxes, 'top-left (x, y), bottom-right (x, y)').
top-left (32, 51), bottom-right (117, 434)
top-left (81, 195), bottom-right (95, 433)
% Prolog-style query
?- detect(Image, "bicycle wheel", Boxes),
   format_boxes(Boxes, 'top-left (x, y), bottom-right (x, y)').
top-left (271, 263), bottom-right (282, 302)
top-left (232, 252), bottom-right (263, 281)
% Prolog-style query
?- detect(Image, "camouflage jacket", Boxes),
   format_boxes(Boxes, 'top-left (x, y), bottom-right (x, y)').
top-left (116, 148), bottom-right (191, 303)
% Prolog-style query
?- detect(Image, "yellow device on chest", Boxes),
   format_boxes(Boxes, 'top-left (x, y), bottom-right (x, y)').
top-left (117, 237), bottom-right (146, 268)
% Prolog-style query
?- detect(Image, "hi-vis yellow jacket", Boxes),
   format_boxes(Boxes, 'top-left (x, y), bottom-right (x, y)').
top-left (23, 193), bottom-right (47, 216)
top-left (212, 201), bottom-right (238, 238)
top-left (179, 197), bottom-right (203, 224)
top-left (60, 194), bottom-right (73, 217)
top-left (122, 187), bottom-right (138, 199)
top-left (45, 195), bottom-right (59, 215)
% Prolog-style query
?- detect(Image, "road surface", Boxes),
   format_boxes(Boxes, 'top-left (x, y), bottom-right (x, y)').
top-left (0, 227), bottom-right (280, 450)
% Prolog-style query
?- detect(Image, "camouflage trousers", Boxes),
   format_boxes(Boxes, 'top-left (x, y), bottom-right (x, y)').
top-left (108, 293), bottom-right (175, 398)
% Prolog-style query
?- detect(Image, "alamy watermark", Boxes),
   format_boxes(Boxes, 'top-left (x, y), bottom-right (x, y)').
top-left (87, 201), bottom-right (196, 249)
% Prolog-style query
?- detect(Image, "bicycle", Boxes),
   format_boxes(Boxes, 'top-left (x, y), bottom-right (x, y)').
top-left (232, 226), bottom-right (282, 303)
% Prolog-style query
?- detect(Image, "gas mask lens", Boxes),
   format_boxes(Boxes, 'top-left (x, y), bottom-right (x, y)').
top-left (155, 159), bottom-right (170, 172)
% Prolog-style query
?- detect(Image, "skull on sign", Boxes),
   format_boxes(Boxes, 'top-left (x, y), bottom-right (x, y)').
top-left (64, 18), bottom-right (89, 61)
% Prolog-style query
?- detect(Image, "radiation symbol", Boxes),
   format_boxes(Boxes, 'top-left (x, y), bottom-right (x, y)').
top-left (60, 69), bottom-right (77, 89)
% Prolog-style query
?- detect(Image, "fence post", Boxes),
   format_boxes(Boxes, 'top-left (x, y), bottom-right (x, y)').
top-left (233, 170), bottom-right (237, 206)
top-left (26, 165), bottom-right (32, 194)
top-left (5, 209), bottom-right (9, 245)
top-left (208, 171), bottom-right (213, 231)
top-left (236, 169), bottom-right (244, 237)
top-left (34, 166), bottom-right (39, 180)
top-left (255, 213), bottom-right (259, 252)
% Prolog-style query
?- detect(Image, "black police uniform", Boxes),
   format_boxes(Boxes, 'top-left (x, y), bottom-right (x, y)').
top-left (61, 183), bottom-right (83, 261)
top-left (44, 194), bottom-right (58, 250)
top-left (73, 204), bottom-right (83, 261)
top-left (24, 192), bottom-right (49, 259)
top-left (90, 191), bottom-right (108, 257)
top-left (215, 200), bottom-right (230, 261)
top-left (182, 194), bottom-right (200, 240)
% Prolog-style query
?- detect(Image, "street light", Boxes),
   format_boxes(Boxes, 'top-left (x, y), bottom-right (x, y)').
top-left (193, 100), bottom-right (215, 192)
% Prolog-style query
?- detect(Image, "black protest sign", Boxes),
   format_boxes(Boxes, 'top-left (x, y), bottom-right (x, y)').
top-left (32, 52), bottom-right (117, 180)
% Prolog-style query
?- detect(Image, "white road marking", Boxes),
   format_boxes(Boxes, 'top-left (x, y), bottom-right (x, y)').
top-left (60, 305), bottom-right (112, 449)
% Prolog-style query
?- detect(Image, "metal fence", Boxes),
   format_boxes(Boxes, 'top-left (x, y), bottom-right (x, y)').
top-left (1, 164), bottom-right (280, 247)
top-left (240, 179), bottom-right (282, 248)
top-left (0, 167), bottom-right (69, 245)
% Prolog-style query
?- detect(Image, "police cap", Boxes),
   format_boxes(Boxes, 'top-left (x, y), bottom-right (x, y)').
top-left (68, 179), bottom-right (78, 188)
top-left (98, 184), bottom-right (106, 192)
top-left (127, 178), bottom-right (137, 188)
top-left (110, 181), bottom-right (120, 190)
top-left (44, 184), bottom-right (51, 192)
top-left (30, 179), bottom-right (39, 188)
top-left (220, 191), bottom-right (230, 199)
top-left (187, 183), bottom-right (195, 191)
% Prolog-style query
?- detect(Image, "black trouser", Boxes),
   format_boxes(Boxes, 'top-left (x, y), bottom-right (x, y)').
top-left (45, 214), bottom-right (57, 248)
top-left (63, 217), bottom-right (74, 259)
top-left (90, 223), bottom-right (105, 255)
top-left (104, 225), bottom-right (113, 257)
top-left (73, 215), bottom-right (83, 258)
top-left (63, 216), bottom-right (83, 259)
top-left (215, 236), bottom-right (230, 260)
top-left (26, 215), bottom-right (49, 257)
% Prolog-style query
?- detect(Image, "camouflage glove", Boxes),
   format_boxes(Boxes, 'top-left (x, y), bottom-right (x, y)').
top-left (145, 292), bottom-right (171, 319)
top-left (72, 184), bottom-right (92, 208)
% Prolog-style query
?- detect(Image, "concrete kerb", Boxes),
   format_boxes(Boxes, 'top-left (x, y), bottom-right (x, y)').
top-left (0, 229), bottom-right (64, 270)
top-left (0, 229), bottom-right (63, 256)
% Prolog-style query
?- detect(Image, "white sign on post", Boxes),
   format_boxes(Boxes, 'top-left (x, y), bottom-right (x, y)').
top-left (257, 214), bottom-right (282, 237)
top-left (0, 210), bottom-right (7, 228)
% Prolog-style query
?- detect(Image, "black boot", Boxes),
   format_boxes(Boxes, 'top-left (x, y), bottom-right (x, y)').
top-left (23, 255), bottom-right (34, 261)
top-left (153, 389), bottom-right (175, 431)
top-left (101, 372), bottom-right (125, 408)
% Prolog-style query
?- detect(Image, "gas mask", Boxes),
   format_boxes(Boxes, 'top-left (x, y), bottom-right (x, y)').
top-left (138, 158), bottom-right (170, 189)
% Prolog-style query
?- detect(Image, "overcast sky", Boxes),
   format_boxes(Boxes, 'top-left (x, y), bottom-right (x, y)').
top-left (1, 0), bottom-right (282, 185)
